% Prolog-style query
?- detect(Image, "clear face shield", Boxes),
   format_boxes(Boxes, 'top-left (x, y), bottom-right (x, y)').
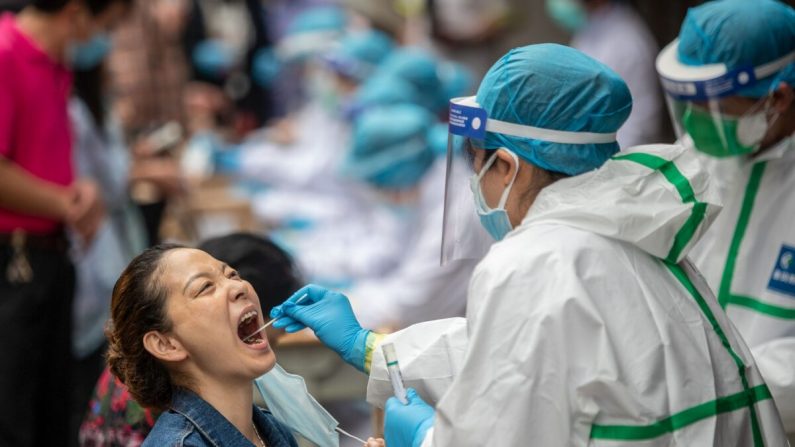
top-left (441, 97), bottom-right (494, 265)
top-left (657, 39), bottom-right (795, 157)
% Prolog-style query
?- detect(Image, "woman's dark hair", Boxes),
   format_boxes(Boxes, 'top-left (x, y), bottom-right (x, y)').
top-left (31, 0), bottom-right (131, 15)
top-left (106, 243), bottom-right (184, 410)
top-left (198, 233), bottom-right (303, 315)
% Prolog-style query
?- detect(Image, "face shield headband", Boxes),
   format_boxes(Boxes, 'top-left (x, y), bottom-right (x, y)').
top-left (448, 96), bottom-right (619, 144)
top-left (657, 39), bottom-right (795, 101)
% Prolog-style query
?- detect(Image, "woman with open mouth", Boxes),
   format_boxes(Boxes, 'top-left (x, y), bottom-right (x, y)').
top-left (105, 243), bottom-right (297, 446)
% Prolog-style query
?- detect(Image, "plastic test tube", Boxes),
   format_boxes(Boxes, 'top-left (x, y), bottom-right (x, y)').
top-left (382, 343), bottom-right (408, 404)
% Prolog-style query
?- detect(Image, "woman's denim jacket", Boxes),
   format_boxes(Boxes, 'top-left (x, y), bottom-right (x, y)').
top-left (142, 389), bottom-right (298, 446)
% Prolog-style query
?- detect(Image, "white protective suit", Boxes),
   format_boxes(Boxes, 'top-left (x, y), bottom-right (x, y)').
top-left (572, 3), bottom-right (663, 148)
top-left (366, 144), bottom-right (789, 446)
top-left (689, 134), bottom-right (795, 438)
top-left (348, 158), bottom-right (478, 329)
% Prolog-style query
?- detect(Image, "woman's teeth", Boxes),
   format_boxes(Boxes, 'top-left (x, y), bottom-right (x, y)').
top-left (240, 311), bottom-right (257, 323)
top-left (238, 310), bottom-right (262, 344)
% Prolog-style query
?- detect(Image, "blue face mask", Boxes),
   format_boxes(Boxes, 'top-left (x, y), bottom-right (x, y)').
top-left (255, 363), bottom-right (341, 446)
top-left (545, 0), bottom-right (588, 32)
top-left (470, 150), bottom-right (519, 241)
top-left (68, 33), bottom-right (112, 70)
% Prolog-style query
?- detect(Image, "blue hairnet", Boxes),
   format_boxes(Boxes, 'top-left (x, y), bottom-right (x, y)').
top-left (438, 61), bottom-right (475, 100)
top-left (374, 48), bottom-right (445, 112)
top-left (286, 6), bottom-right (347, 36)
top-left (476, 44), bottom-right (632, 176)
top-left (677, 0), bottom-right (795, 98)
top-left (342, 104), bottom-right (438, 189)
top-left (192, 40), bottom-right (235, 80)
top-left (252, 48), bottom-right (281, 87)
top-left (428, 123), bottom-right (449, 157)
top-left (344, 74), bottom-right (421, 120)
top-left (325, 30), bottom-right (394, 81)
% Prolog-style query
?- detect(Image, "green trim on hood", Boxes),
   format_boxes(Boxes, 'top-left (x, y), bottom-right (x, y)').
top-left (612, 153), bottom-right (708, 263)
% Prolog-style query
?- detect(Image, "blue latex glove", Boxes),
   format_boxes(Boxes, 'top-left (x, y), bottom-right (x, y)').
top-left (271, 285), bottom-right (371, 371)
top-left (385, 388), bottom-right (435, 447)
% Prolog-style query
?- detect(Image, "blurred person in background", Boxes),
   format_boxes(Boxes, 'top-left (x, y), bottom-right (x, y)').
top-left (343, 73), bottom-right (424, 122)
top-left (322, 28), bottom-right (395, 114)
top-left (180, 5), bottom-right (350, 183)
top-left (428, 0), bottom-right (510, 78)
top-left (79, 232), bottom-right (303, 446)
top-left (107, 0), bottom-right (189, 138)
top-left (371, 47), bottom-right (448, 115)
top-left (0, 0), bottom-right (130, 443)
top-left (342, 0), bottom-right (405, 42)
top-left (657, 0), bottom-right (795, 440)
top-left (105, 0), bottom-right (191, 246)
top-left (339, 103), bottom-right (477, 331)
top-left (183, 0), bottom-right (276, 138)
top-left (546, 0), bottom-right (663, 147)
top-left (68, 54), bottom-right (184, 445)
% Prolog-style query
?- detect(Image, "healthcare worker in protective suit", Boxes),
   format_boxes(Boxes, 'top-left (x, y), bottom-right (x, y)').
top-left (323, 29), bottom-right (394, 89)
top-left (271, 44), bottom-right (789, 446)
top-left (338, 103), bottom-right (477, 330)
top-left (656, 0), bottom-right (795, 439)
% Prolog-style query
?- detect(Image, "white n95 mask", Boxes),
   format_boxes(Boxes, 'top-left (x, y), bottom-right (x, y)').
top-left (255, 364), bottom-right (340, 447)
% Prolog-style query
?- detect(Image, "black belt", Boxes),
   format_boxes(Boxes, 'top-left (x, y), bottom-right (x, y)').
top-left (0, 230), bottom-right (69, 254)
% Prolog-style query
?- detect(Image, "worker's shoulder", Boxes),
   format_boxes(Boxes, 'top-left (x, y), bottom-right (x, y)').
top-left (479, 223), bottom-right (622, 276)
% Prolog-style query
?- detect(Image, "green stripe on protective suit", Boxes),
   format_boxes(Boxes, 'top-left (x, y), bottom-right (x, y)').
top-left (709, 160), bottom-right (795, 319)
top-left (612, 152), bottom-right (708, 263)
top-left (591, 261), bottom-right (771, 444)
top-left (591, 385), bottom-right (772, 440)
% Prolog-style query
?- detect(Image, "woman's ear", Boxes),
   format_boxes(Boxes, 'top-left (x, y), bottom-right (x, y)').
top-left (143, 331), bottom-right (188, 363)
top-left (494, 149), bottom-right (519, 186)
top-left (772, 82), bottom-right (794, 114)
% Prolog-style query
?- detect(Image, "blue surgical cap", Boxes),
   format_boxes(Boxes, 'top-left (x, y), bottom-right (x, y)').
top-left (343, 104), bottom-right (438, 189)
top-left (345, 74), bottom-right (421, 120)
top-left (286, 6), bottom-right (347, 36)
top-left (325, 30), bottom-right (394, 81)
top-left (677, 0), bottom-right (795, 98)
top-left (438, 61), bottom-right (474, 101)
top-left (252, 48), bottom-right (281, 87)
top-left (428, 123), bottom-right (449, 157)
top-left (374, 48), bottom-right (445, 112)
top-left (475, 44), bottom-right (632, 176)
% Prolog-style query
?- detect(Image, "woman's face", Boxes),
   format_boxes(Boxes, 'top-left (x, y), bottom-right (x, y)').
top-left (158, 248), bottom-right (276, 382)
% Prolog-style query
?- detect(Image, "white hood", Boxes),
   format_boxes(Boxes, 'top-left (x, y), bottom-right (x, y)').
top-left (522, 144), bottom-right (723, 263)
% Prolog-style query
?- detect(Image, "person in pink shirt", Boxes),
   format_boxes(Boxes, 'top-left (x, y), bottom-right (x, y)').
top-left (0, 0), bottom-right (130, 445)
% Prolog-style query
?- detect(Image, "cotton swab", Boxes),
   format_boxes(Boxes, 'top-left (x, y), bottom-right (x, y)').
top-left (243, 294), bottom-right (308, 342)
